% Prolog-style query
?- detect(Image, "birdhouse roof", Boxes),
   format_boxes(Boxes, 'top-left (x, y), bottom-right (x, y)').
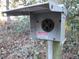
top-left (2, 2), bottom-right (65, 16)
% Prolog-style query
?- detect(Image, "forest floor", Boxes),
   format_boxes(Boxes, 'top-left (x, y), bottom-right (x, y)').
top-left (0, 20), bottom-right (79, 59)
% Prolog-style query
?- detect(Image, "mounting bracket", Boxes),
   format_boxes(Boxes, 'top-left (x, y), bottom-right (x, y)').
top-left (48, 0), bottom-right (67, 15)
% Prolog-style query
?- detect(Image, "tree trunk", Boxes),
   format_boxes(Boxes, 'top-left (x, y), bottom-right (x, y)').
top-left (23, 0), bottom-right (26, 6)
top-left (6, 0), bottom-right (9, 10)
top-left (6, 0), bottom-right (10, 21)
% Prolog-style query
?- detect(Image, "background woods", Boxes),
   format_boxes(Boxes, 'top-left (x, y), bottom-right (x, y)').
top-left (0, 0), bottom-right (79, 59)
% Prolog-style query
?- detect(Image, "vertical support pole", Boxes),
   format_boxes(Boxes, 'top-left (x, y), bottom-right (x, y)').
top-left (48, 41), bottom-right (53, 59)
top-left (53, 41), bottom-right (61, 59)
top-left (48, 41), bottom-right (61, 59)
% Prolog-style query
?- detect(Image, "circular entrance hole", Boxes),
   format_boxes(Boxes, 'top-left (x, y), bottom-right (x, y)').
top-left (41, 19), bottom-right (54, 32)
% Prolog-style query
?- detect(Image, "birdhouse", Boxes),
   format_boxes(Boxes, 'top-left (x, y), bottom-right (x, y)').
top-left (2, 1), bottom-right (66, 42)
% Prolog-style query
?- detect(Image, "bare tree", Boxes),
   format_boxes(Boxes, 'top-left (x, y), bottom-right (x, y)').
top-left (6, 0), bottom-right (10, 21)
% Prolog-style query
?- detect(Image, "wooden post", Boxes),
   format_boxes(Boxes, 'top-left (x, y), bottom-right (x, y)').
top-left (53, 41), bottom-right (61, 59)
top-left (48, 41), bottom-right (61, 59)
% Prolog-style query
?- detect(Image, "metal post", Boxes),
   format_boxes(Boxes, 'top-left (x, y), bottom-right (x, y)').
top-left (48, 41), bottom-right (53, 59)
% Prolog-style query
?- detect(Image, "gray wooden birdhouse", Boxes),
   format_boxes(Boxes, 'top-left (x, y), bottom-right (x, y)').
top-left (2, 1), bottom-right (67, 43)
